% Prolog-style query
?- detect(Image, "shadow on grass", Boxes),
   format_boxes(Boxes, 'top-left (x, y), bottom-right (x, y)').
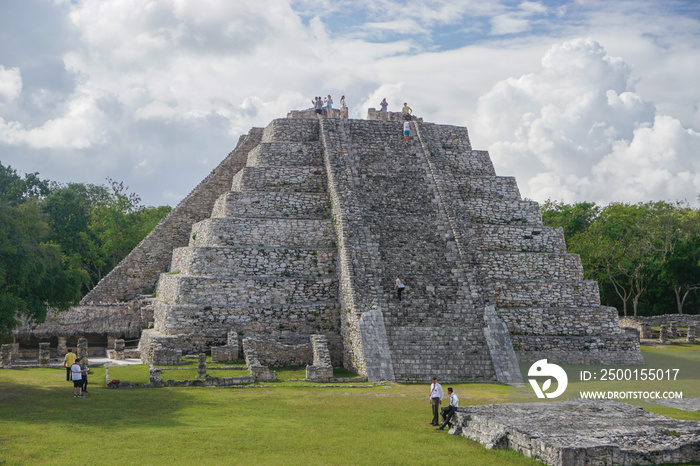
top-left (0, 367), bottom-right (195, 430)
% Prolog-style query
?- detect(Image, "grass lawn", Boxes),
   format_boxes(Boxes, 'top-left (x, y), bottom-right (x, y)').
top-left (1, 345), bottom-right (698, 465)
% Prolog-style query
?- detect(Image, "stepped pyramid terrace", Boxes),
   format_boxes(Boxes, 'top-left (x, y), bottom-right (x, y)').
top-left (13, 108), bottom-right (642, 382)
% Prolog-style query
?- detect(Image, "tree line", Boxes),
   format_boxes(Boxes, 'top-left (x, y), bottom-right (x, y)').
top-left (541, 200), bottom-right (700, 317)
top-left (0, 163), bottom-right (171, 340)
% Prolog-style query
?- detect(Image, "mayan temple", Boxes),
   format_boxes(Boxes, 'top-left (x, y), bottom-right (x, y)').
top-left (16, 108), bottom-right (642, 382)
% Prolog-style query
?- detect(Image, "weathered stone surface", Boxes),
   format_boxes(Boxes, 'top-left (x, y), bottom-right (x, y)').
top-left (647, 397), bottom-right (700, 412)
top-left (38, 342), bottom-right (50, 366)
top-left (18, 109), bottom-right (641, 382)
top-left (1, 344), bottom-right (11, 368)
top-left (451, 399), bottom-right (700, 466)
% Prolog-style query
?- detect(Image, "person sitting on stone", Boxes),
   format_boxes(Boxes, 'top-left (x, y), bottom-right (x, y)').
top-left (437, 387), bottom-right (459, 430)
top-left (402, 102), bottom-right (412, 118)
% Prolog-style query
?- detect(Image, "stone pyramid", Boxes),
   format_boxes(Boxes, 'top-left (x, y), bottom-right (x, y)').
top-left (82, 109), bottom-right (642, 382)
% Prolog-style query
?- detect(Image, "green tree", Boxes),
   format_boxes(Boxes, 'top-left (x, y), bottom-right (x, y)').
top-left (0, 199), bottom-right (86, 340)
top-left (540, 199), bottom-right (599, 243)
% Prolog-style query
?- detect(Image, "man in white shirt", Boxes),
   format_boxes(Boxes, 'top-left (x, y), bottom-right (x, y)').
top-left (437, 387), bottom-right (459, 430)
top-left (429, 377), bottom-right (443, 426)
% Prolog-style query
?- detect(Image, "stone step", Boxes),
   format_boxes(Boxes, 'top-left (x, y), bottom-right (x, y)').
top-left (211, 191), bottom-right (331, 219)
top-left (497, 306), bottom-right (620, 336)
top-left (493, 279), bottom-right (601, 308)
top-left (152, 301), bottom-right (340, 336)
top-left (231, 167), bottom-right (327, 192)
top-left (464, 224), bottom-right (567, 253)
top-left (453, 175), bottom-right (521, 200)
top-left (246, 142), bottom-right (323, 167)
top-left (385, 326), bottom-right (496, 382)
top-left (156, 274), bottom-right (338, 306)
top-left (510, 334), bottom-right (643, 365)
top-left (453, 150), bottom-right (497, 176)
top-left (455, 198), bottom-right (542, 225)
top-left (477, 251), bottom-right (584, 281)
top-left (189, 217), bottom-right (335, 248)
top-left (170, 246), bottom-right (337, 277)
top-left (262, 118), bottom-right (318, 143)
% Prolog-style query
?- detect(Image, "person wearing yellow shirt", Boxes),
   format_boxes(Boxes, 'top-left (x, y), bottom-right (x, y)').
top-left (63, 349), bottom-right (76, 382)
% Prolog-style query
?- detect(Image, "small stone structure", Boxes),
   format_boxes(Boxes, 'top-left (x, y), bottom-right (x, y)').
top-left (660, 324), bottom-right (669, 343)
top-left (689, 325), bottom-right (696, 344)
top-left (620, 315), bottom-right (700, 339)
top-left (1, 344), bottom-right (11, 368)
top-left (57, 337), bottom-right (67, 357)
top-left (77, 337), bottom-right (88, 362)
top-left (39, 343), bottom-right (50, 366)
top-left (115, 339), bottom-right (125, 358)
top-left (670, 321), bottom-right (678, 337)
top-left (197, 353), bottom-right (207, 378)
top-left (306, 334), bottom-right (333, 381)
top-left (153, 348), bottom-right (183, 366)
top-left (451, 399), bottom-right (700, 466)
top-left (212, 330), bottom-right (239, 362)
top-left (242, 338), bottom-right (276, 381)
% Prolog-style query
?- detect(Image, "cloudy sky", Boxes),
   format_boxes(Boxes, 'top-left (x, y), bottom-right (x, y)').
top-left (1, 0), bottom-right (699, 207)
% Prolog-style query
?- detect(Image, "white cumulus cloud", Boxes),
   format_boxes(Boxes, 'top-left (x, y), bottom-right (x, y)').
top-left (0, 66), bottom-right (22, 101)
top-left (474, 37), bottom-right (700, 205)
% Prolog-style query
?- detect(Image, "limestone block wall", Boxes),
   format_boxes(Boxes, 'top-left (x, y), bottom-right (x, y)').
top-left (414, 121), bottom-right (641, 366)
top-left (170, 246), bottom-right (337, 277)
top-left (453, 175), bottom-right (521, 199)
top-left (142, 116), bottom-right (343, 364)
top-left (189, 218), bottom-right (335, 248)
top-left (510, 334), bottom-right (642, 364)
top-left (261, 118), bottom-right (319, 143)
top-left (498, 306), bottom-right (620, 336)
top-left (477, 252), bottom-right (584, 281)
top-left (212, 192), bottom-right (331, 219)
top-left (243, 334), bottom-right (313, 367)
top-left (81, 128), bottom-right (262, 304)
top-left (246, 142), bottom-right (324, 167)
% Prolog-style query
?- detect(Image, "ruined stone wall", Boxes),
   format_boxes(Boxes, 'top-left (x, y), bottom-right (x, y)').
top-left (81, 128), bottom-right (263, 304)
top-left (621, 315), bottom-right (700, 328)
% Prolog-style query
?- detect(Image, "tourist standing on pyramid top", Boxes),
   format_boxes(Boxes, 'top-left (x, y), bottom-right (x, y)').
top-left (340, 95), bottom-right (348, 119)
top-left (379, 98), bottom-right (388, 121)
top-left (313, 96), bottom-right (323, 118)
top-left (325, 95), bottom-right (333, 116)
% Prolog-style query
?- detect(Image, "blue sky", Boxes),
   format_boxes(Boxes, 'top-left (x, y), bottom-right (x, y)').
top-left (1, 0), bottom-right (699, 206)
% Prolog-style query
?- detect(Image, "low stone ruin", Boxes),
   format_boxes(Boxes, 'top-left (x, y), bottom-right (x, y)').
top-left (211, 330), bottom-right (240, 362)
top-left (242, 337), bottom-right (276, 381)
top-left (306, 334), bottom-right (333, 381)
top-left (450, 399), bottom-right (700, 466)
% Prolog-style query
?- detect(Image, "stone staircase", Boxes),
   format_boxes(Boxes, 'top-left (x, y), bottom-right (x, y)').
top-left (141, 118), bottom-right (342, 363)
top-left (414, 122), bottom-right (642, 366)
top-left (320, 119), bottom-right (497, 382)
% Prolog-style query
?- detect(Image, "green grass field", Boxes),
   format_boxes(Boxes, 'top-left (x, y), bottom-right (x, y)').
top-left (1, 345), bottom-right (698, 465)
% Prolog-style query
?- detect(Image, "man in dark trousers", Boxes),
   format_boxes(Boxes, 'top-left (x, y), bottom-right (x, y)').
top-left (437, 387), bottom-right (459, 430)
top-left (429, 376), bottom-right (443, 426)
